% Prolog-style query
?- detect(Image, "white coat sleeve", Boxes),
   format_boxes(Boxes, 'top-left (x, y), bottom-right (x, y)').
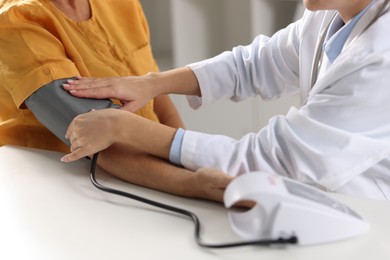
top-left (181, 36), bottom-right (390, 192)
top-left (186, 15), bottom-right (305, 109)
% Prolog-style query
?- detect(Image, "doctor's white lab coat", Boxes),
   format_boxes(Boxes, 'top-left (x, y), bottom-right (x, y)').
top-left (184, 0), bottom-right (390, 200)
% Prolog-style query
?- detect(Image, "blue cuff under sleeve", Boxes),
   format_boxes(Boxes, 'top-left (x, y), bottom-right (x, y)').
top-left (169, 128), bottom-right (185, 166)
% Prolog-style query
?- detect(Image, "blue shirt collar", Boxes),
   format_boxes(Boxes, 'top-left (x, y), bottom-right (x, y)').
top-left (324, 1), bottom-right (375, 63)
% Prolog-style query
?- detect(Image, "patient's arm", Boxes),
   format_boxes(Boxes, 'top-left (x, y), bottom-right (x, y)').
top-left (98, 143), bottom-right (232, 203)
top-left (154, 94), bottom-right (185, 129)
top-left (26, 79), bottom-right (229, 202)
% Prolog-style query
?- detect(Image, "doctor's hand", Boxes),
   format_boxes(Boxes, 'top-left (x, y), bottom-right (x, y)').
top-left (63, 68), bottom-right (202, 113)
top-left (63, 76), bottom-right (156, 113)
top-left (61, 109), bottom-right (121, 163)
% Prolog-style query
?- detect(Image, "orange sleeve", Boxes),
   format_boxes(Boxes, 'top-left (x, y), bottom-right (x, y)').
top-left (0, 5), bottom-right (79, 108)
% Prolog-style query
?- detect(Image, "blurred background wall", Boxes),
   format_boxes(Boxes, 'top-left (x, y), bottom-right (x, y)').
top-left (140, 0), bottom-right (304, 138)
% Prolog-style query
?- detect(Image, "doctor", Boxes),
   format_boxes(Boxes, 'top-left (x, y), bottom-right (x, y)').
top-left (62, 0), bottom-right (390, 201)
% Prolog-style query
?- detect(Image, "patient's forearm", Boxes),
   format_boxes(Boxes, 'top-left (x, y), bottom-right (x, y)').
top-left (97, 143), bottom-right (232, 203)
top-left (97, 144), bottom-right (199, 199)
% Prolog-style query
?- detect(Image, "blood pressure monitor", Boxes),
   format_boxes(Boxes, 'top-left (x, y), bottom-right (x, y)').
top-left (224, 171), bottom-right (369, 246)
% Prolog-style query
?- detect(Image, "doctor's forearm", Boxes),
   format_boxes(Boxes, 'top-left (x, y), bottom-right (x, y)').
top-left (147, 67), bottom-right (201, 97)
top-left (115, 111), bottom-right (176, 161)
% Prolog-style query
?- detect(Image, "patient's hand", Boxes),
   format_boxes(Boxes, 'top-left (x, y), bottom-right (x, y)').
top-left (192, 168), bottom-right (255, 208)
top-left (191, 168), bottom-right (233, 203)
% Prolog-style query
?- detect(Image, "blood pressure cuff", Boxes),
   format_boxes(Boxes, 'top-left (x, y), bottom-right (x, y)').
top-left (25, 77), bottom-right (120, 146)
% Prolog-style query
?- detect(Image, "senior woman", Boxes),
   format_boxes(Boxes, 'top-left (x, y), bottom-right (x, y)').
top-left (0, 0), bottom-right (229, 202)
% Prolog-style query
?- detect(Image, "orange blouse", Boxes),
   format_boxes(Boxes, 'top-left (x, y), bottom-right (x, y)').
top-left (0, 0), bottom-right (159, 153)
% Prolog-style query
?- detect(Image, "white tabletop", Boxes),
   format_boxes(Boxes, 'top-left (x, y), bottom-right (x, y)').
top-left (1, 145), bottom-right (389, 260)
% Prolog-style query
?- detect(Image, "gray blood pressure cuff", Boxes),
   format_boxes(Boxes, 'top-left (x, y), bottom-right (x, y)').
top-left (25, 77), bottom-right (120, 146)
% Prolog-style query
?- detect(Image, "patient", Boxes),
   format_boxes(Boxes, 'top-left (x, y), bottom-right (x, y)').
top-left (0, 0), bottom-right (231, 202)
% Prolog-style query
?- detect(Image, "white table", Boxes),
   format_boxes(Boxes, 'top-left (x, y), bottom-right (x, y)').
top-left (1, 145), bottom-right (390, 260)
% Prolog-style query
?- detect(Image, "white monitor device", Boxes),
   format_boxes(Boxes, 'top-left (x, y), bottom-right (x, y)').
top-left (224, 171), bottom-right (369, 246)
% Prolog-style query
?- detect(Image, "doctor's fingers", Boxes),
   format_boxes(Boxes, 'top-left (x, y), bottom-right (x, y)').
top-left (65, 110), bottom-right (98, 140)
top-left (65, 115), bottom-right (83, 140)
top-left (120, 99), bottom-right (149, 113)
top-left (64, 79), bottom-right (118, 100)
top-left (63, 134), bottom-right (100, 161)
top-left (67, 77), bottom-right (107, 89)
top-left (61, 145), bottom-right (88, 163)
top-left (66, 76), bottom-right (126, 91)
top-left (65, 119), bottom-right (75, 140)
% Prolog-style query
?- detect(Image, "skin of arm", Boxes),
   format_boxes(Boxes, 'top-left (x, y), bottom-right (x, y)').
top-left (61, 108), bottom-right (232, 203)
top-left (153, 94), bottom-right (185, 129)
top-left (62, 69), bottom-right (235, 202)
top-left (62, 109), bottom-right (176, 162)
top-left (61, 67), bottom-right (234, 202)
top-left (61, 66), bottom-right (200, 162)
